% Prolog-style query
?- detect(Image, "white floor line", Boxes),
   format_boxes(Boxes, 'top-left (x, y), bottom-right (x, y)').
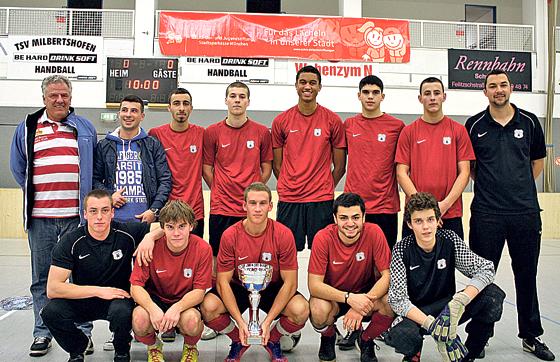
top-left (0, 310), bottom-right (16, 321)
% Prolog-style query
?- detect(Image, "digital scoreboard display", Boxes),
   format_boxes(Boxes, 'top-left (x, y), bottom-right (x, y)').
top-left (106, 57), bottom-right (179, 104)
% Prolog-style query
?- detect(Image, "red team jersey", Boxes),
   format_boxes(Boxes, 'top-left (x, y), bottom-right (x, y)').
top-left (308, 223), bottom-right (391, 293)
top-left (130, 234), bottom-right (212, 305)
top-left (149, 124), bottom-right (204, 220)
top-left (344, 113), bottom-right (405, 214)
top-left (217, 219), bottom-right (298, 287)
top-left (203, 119), bottom-right (273, 217)
top-left (271, 105), bottom-right (346, 203)
top-left (395, 116), bottom-right (475, 219)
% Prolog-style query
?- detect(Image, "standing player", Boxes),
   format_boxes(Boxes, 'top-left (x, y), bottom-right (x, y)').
top-left (308, 193), bottom-right (394, 362)
top-left (395, 77), bottom-right (475, 239)
top-left (344, 75), bottom-right (404, 249)
top-left (272, 65), bottom-right (346, 251)
top-left (203, 82), bottom-right (273, 267)
top-left (149, 88), bottom-right (204, 238)
top-left (10, 75), bottom-right (96, 357)
top-left (387, 192), bottom-right (505, 362)
top-left (130, 200), bottom-right (212, 362)
top-left (200, 183), bottom-right (309, 362)
top-left (465, 70), bottom-right (555, 361)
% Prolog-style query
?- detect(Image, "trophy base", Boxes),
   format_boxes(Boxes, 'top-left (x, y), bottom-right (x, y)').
top-left (247, 335), bottom-right (263, 345)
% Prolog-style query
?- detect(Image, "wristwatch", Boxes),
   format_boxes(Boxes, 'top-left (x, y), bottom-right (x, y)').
top-left (149, 208), bottom-right (160, 217)
top-left (344, 292), bottom-right (350, 304)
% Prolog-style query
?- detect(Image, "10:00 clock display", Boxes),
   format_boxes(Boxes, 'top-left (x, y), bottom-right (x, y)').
top-left (106, 57), bottom-right (179, 104)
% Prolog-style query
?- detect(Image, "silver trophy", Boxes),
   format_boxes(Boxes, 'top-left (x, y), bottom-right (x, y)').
top-left (238, 263), bottom-right (273, 345)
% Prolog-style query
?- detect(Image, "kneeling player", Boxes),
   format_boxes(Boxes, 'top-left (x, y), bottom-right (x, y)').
top-left (130, 201), bottom-right (212, 361)
top-left (386, 192), bottom-right (505, 362)
top-left (201, 182), bottom-right (309, 362)
top-left (309, 192), bottom-right (394, 362)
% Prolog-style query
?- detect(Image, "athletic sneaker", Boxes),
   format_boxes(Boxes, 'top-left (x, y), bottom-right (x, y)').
top-left (402, 351), bottom-right (421, 362)
top-left (264, 341), bottom-right (288, 362)
top-left (114, 352), bottom-right (131, 362)
top-left (147, 342), bottom-right (164, 362)
top-left (225, 341), bottom-right (249, 362)
top-left (318, 333), bottom-right (337, 362)
top-left (162, 329), bottom-right (176, 343)
top-left (103, 333), bottom-right (115, 351)
top-left (201, 326), bottom-right (219, 340)
top-left (85, 336), bottom-right (94, 355)
top-left (29, 336), bottom-right (52, 357)
top-left (181, 344), bottom-right (199, 362)
top-left (338, 329), bottom-right (360, 351)
top-left (358, 337), bottom-right (379, 362)
top-left (68, 353), bottom-right (85, 362)
top-left (523, 337), bottom-right (555, 361)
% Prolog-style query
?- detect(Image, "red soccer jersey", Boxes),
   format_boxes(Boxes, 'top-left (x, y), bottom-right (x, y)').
top-left (203, 119), bottom-right (273, 217)
top-left (395, 116), bottom-right (475, 219)
top-left (149, 123), bottom-right (204, 220)
top-left (272, 105), bottom-right (346, 203)
top-left (308, 223), bottom-right (391, 293)
top-left (217, 219), bottom-right (298, 288)
top-left (130, 234), bottom-right (212, 305)
top-left (344, 113), bottom-right (404, 214)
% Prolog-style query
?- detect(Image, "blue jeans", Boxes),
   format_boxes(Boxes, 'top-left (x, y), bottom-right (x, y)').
top-left (27, 217), bottom-right (92, 338)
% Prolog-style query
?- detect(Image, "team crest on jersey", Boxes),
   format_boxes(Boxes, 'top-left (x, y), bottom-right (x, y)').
top-left (514, 129), bottom-right (524, 139)
top-left (262, 252), bottom-right (272, 262)
top-left (442, 137), bottom-right (451, 145)
top-left (314, 128), bottom-right (322, 137)
top-left (437, 258), bottom-right (446, 269)
top-left (247, 140), bottom-right (255, 149)
top-left (190, 145), bottom-right (197, 153)
top-left (377, 134), bottom-right (386, 142)
top-left (355, 252), bottom-right (365, 261)
top-left (184, 268), bottom-right (192, 278)
top-left (112, 249), bottom-right (123, 260)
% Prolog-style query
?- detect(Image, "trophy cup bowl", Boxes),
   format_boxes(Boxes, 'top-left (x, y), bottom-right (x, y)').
top-left (238, 263), bottom-right (273, 345)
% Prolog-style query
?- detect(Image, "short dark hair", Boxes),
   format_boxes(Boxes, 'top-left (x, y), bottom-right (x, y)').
top-left (84, 189), bottom-right (112, 209)
top-left (404, 192), bottom-right (441, 223)
top-left (225, 81), bottom-right (250, 98)
top-left (419, 77), bottom-right (444, 94)
top-left (244, 182), bottom-right (272, 202)
top-left (359, 75), bottom-right (383, 92)
top-left (483, 69), bottom-right (511, 89)
top-left (159, 200), bottom-right (197, 230)
top-left (333, 193), bottom-right (366, 215)
top-left (168, 87), bottom-right (192, 105)
top-left (119, 94), bottom-right (144, 113)
top-left (296, 65), bottom-right (322, 85)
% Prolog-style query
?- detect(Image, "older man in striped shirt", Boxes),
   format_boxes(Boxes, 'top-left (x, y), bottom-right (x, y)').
top-left (10, 75), bottom-right (97, 357)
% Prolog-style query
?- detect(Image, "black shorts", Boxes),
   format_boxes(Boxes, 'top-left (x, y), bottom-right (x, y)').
top-left (209, 282), bottom-right (301, 314)
top-left (365, 213), bottom-right (398, 250)
top-left (209, 214), bottom-right (245, 256)
top-left (276, 200), bottom-right (333, 251)
top-left (148, 294), bottom-right (201, 314)
top-left (191, 218), bottom-right (204, 239)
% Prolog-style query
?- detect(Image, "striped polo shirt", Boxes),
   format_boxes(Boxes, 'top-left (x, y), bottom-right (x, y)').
top-left (32, 111), bottom-right (80, 218)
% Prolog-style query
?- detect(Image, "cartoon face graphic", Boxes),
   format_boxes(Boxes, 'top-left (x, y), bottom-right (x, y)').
top-left (358, 22), bottom-right (384, 49)
top-left (383, 28), bottom-right (405, 50)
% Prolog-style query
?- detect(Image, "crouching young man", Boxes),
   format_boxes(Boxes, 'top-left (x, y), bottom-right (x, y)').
top-left (41, 189), bottom-right (152, 362)
top-left (386, 192), bottom-right (505, 362)
top-left (308, 193), bottom-right (394, 362)
top-left (200, 182), bottom-right (309, 362)
top-left (130, 200), bottom-right (212, 361)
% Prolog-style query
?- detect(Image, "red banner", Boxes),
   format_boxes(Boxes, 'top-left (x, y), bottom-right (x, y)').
top-left (159, 12), bottom-right (410, 63)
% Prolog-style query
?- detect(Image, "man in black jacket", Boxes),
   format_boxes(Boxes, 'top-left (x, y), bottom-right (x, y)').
top-left (93, 95), bottom-right (171, 224)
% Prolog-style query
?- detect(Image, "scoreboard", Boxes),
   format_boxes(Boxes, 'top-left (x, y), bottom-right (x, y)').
top-left (106, 57), bottom-right (178, 104)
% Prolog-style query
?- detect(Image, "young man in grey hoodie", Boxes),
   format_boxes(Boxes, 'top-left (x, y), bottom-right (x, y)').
top-left (93, 94), bottom-right (171, 224)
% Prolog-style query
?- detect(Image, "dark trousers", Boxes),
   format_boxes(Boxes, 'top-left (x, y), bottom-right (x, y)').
top-left (41, 297), bottom-right (134, 355)
top-left (365, 213), bottom-right (398, 250)
top-left (469, 211), bottom-right (543, 339)
top-left (277, 200), bottom-right (333, 251)
top-left (386, 284), bottom-right (505, 359)
top-left (402, 216), bottom-right (464, 240)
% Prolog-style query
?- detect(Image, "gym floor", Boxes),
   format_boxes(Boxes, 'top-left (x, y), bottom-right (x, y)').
top-left (0, 238), bottom-right (558, 361)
